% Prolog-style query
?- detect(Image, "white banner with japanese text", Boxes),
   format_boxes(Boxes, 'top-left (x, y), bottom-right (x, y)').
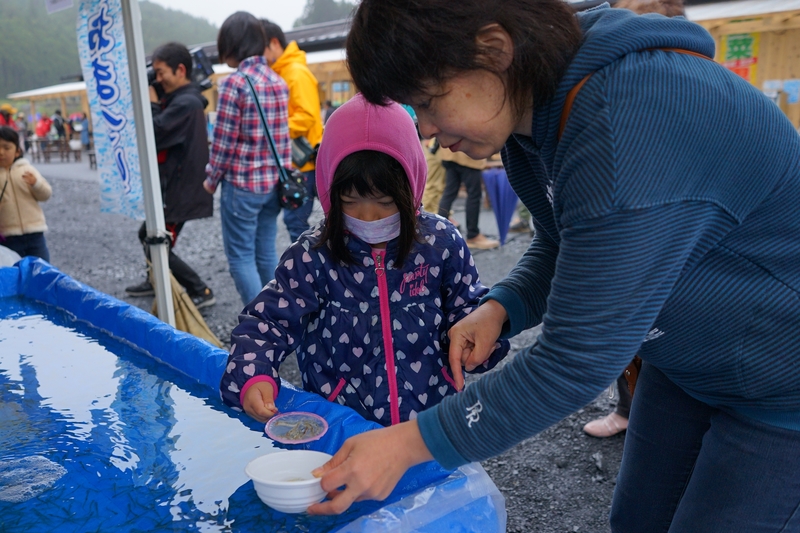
top-left (77, 0), bottom-right (144, 219)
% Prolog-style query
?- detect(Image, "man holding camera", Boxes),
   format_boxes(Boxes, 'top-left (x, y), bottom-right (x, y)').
top-left (125, 42), bottom-right (215, 309)
top-left (260, 19), bottom-right (324, 243)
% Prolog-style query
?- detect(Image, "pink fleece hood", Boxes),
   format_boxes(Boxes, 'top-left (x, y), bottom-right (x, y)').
top-left (316, 93), bottom-right (427, 216)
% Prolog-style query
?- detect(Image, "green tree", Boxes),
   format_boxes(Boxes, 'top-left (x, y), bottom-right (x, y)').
top-left (293, 0), bottom-right (357, 28)
top-left (0, 1), bottom-right (218, 98)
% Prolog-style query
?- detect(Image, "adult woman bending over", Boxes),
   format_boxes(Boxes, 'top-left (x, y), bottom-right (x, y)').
top-left (308, 1), bottom-right (800, 531)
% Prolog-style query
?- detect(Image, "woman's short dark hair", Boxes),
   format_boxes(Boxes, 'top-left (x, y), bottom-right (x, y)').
top-left (346, 0), bottom-right (582, 120)
top-left (0, 126), bottom-right (21, 158)
top-left (317, 150), bottom-right (418, 267)
top-left (151, 42), bottom-right (192, 75)
top-left (217, 12), bottom-right (266, 63)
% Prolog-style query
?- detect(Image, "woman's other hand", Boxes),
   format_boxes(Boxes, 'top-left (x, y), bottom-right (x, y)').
top-left (448, 299), bottom-right (507, 390)
top-left (307, 420), bottom-right (433, 515)
top-left (242, 381), bottom-right (278, 422)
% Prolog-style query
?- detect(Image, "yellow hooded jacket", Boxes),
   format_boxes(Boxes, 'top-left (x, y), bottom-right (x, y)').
top-left (270, 41), bottom-right (324, 172)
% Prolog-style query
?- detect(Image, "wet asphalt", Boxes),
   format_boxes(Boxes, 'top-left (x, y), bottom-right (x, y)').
top-left (38, 157), bottom-right (620, 532)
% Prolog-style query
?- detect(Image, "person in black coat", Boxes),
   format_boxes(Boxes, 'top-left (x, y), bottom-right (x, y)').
top-left (125, 42), bottom-right (215, 308)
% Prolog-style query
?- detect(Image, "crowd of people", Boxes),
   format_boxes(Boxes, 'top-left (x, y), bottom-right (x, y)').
top-left (0, 104), bottom-right (91, 155)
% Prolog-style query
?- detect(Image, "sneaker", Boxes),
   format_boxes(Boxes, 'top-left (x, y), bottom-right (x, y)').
top-left (466, 234), bottom-right (500, 250)
top-left (582, 412), bottom-right (628, 438)
top-left (125, 279), bottom-right (154, 297)
top-left (190, 288), bottom-right (216, 309)
top-left (508, 218), bottom-right (533, 233)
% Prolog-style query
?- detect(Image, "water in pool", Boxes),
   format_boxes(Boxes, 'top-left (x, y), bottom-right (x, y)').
top-left (0, 297), bottom-right (367, 532)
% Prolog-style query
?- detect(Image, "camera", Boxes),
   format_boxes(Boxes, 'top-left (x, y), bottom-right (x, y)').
top-left (147, 46), bottom-right (215, 92)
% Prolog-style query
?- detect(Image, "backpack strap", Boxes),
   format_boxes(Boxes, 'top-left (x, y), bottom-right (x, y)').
top-left (558, 48), bottom-right (713, 141)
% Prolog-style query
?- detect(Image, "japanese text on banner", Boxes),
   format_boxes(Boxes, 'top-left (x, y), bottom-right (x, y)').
top-left (77, 0), bottom-right (144, 219)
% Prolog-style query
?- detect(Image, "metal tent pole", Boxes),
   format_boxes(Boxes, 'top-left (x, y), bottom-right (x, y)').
top-left (120, 0), bottom-right (174, 326)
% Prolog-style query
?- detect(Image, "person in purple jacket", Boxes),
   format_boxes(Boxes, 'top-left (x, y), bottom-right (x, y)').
top-left (220, 93), bottom-right (509, 427)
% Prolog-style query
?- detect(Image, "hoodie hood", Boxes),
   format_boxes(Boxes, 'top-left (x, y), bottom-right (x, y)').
top-left (271, 41), bottom-right (307, 74)
top-left (316, 93), bottom-right (426, 215)
top-left (529, 5), bottom-right (715, 150)
top-left (571, 5), bottom-right (714, 77)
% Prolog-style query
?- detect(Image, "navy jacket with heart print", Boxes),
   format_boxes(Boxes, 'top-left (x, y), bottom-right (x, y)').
top-left (219, 212), bottom-right (510, 426)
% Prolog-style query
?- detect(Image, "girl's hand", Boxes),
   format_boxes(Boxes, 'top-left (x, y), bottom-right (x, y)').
top-left (242, 381), bottom-right (278, 422)
top-left (307, 420), bottom-right (433, 515)
top-left (448, 299), bottom-right (507, 391)
top-left (22, 171), bottom-right (37, 186)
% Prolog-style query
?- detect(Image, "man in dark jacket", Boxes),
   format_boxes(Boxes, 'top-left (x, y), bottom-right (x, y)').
top-left (125, 42), bottom-right (215, 308)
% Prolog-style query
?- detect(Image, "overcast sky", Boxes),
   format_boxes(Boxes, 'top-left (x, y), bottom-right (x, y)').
top-left (148, 0), bottom-right (306, 31)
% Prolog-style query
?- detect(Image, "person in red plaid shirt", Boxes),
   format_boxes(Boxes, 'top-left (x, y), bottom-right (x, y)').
top-left (204, 11), bottom-right (291, 305)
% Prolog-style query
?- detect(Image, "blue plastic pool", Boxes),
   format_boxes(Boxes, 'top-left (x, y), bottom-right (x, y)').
top-left (0, 258), bottom-right (505, 532)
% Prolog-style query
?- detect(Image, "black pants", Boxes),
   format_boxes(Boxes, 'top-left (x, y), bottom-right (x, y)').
top-left (137, 222), bottom-right (207, 296)
top-left (615, 373), bottom-right (632, 418)
top-left (3, 232), bottom-right (49, 263)
top-left (437, 161), bottom-right (483, 240)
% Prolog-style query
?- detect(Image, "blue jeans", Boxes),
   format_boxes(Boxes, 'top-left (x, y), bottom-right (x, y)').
top-left (3, 232), bottom-right (50, 263)
top-left (282, 169), bottom-right (316, 243)
top-left (611, 362), bottom-right (800, 533)
top-left (220, 181), bottom-right (281, 305)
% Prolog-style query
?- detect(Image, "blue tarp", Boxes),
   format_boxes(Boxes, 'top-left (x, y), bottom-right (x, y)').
top-left (0, 258), bottom-right (506, 532)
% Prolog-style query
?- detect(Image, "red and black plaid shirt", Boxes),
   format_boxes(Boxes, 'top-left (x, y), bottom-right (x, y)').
top-left (205, 56), bottom-right (290, 194)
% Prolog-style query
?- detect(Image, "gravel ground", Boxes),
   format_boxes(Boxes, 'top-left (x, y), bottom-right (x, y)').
top-left (38, 160), bottom-right (622, 532)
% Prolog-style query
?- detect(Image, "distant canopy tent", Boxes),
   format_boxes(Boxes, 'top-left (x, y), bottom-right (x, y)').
top-left (7, 81), bottom-right (91, 122)
top-left (482, 168), bottom-right (519, 246)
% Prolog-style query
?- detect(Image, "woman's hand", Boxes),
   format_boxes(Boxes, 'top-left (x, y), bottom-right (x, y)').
top-left (307, 420), bottom-right (433, 515)
top-left (448, 299), bottom-right (508, 390)
top-left (203, 181), bottom-right (216, 195)
top-left (22, 171), bottom-right (37, 186)
top-left (242, 381), bottom-right (278, 423)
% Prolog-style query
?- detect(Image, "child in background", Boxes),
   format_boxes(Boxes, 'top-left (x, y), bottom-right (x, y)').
top-left (0, 126), bottom-right (52, 262)
top-left (220, 94), bottom-right (510, 426)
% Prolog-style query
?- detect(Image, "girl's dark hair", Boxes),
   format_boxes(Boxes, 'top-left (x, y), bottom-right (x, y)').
top-left (346, 0), bottom-right (582, 120)
top-left (217, 12), bottom-right (266, 63)
top-left (317, 150), bottom-right (418, 267)
top-left (0, 127), bottom-right (21, 160)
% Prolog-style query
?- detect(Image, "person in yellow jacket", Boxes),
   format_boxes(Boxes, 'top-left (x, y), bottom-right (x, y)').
top-left (0, 126), bottom-right (52, 261)
top-left (261, 19), bottom-right (324, 243)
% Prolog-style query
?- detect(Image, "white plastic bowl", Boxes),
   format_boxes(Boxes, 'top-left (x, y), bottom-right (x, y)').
top-left (245, 450), bottom-right (332, 513)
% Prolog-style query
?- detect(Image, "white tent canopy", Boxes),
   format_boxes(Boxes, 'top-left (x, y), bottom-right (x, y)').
top-left (686, 0), bottom-right (800, 21)
top-left (8, 82), bottom-right (87, 100)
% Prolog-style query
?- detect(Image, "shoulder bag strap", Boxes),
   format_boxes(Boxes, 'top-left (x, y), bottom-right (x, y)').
top-left (558, 48), bottom-right (713, 140)
top-left (0, 176), bottom-right (8, 204)
top-left (242, 73), bottom-right (290, 184)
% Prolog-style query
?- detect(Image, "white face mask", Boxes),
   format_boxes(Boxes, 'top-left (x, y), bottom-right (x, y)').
top-left (343, 212), bottom-right (401, 244)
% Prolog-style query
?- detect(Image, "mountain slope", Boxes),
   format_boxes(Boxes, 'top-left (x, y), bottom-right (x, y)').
top-left (0, 0), bottom-right (218, 97)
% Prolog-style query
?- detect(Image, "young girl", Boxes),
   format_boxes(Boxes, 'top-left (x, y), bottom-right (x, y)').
top-left (220, 94), bottom-right (509, 426)
top-left (0, 126), bottom-right (52, 262)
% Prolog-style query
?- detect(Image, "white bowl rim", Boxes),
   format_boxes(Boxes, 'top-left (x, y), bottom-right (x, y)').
top-left (245, 450), bottom-right (332, 488)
